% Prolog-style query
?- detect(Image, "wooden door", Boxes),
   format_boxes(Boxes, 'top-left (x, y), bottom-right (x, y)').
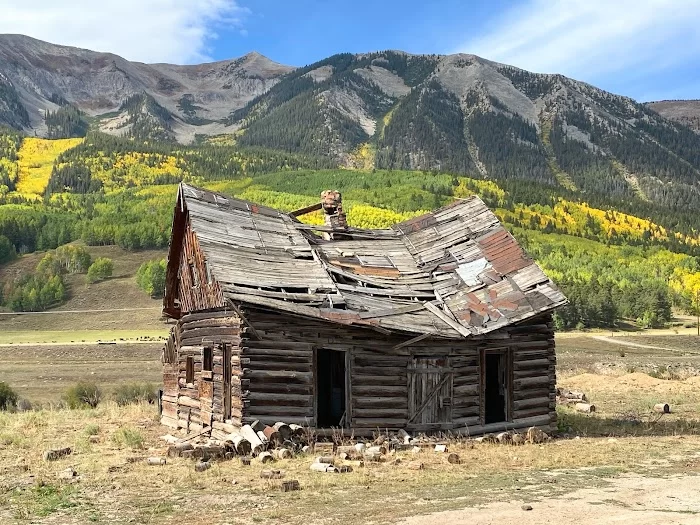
top-left (199, 345), bottom-right (214, 428)
top-left (407, 357), bottom-right (453, 430)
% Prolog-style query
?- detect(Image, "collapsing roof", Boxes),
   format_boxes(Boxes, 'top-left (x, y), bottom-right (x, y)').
top-left (166, 183), bottom-right (567, 339)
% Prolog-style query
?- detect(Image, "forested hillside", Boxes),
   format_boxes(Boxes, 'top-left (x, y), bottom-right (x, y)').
top-left (1, 129), bottom-right (700, 330)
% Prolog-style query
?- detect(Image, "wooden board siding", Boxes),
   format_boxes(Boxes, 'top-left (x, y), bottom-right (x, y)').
top-left (177, 218), bottom-right (226, 314)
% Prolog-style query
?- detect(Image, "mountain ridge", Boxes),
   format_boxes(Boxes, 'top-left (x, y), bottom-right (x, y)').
top-left (1, 35), bottom-right (700, 215)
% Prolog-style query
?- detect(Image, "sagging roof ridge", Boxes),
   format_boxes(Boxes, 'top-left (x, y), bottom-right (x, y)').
top-left (171, 182), bottom-right (567, 339)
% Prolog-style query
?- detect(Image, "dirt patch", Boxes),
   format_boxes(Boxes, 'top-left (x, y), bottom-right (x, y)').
top-left (398, 473), bottom-right (700, 524)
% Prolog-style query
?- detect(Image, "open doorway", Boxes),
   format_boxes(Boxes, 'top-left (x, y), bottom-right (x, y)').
top-left (483, 351), bottom-right (508, 424)
top-left (316, 349), bottom-right (347, 427)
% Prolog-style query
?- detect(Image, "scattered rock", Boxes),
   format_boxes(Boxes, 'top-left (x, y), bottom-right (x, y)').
top-left (260, 469), bottom-right (284, 479)
top-left (147, 457), bottom-right (166, 466)
top-left (522, 504), bottom-right (533, 511)
top-left (447, 453), bottom-right (461, 464)
top-left (88, 435), bottom-right (100, 444)
top-left (526, 427), bottom-right (549, 444)
top-left (194, 461), bottom-right (211, 472)
top-left (43, 447), bottom-right (72, 461)
top-left (57, 467), bottom-right (77, 480)
top-left (511, 433), bottom-right (525, 446)
top-left (496, 431), bottom-right (513, 444)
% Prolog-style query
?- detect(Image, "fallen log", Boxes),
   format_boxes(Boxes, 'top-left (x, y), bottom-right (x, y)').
top-left (240, 425), bottom-right (265, 456)
top-left (575, 403), bottom-right (596, 413)
top-left (654, 403), bottom-right (671, 414)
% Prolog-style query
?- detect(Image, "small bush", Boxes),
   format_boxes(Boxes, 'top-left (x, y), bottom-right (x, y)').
top-left (84, 423), bottom-right (100, 436)
top-left (87, 257), bottom-right (114, 283)
top-left (111, 427), bottom-right (144, 449)
top-left (64, 382), bottom-right (101, 409)
top-left (0, 382), bottom-right (18, 411)
top-left (113, 383), bottom-right (158, 406)
top-left (16, 398), bottom-right (32, 412)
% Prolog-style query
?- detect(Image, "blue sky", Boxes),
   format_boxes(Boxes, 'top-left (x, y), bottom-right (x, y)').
top-left (1, 0), bottom-right (699, 101)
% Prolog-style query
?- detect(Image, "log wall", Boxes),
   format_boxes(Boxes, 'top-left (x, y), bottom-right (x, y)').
top-left (160, 309), bottom-right (241, 431)
top-left (162, 304), bottom-right (556, 436)
top-left (236, 308), bottom-right (556, 435)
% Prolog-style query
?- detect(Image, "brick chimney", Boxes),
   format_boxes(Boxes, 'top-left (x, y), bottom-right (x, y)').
top-left (321, 190), bottom-right (348, 239)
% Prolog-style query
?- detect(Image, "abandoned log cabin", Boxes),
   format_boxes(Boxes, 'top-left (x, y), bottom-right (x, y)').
top-left (160, 183), bottom-right (567, 437)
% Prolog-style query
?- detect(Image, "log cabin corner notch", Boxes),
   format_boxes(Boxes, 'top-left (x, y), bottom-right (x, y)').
top-left (160, 183), bottom-right (567, 437)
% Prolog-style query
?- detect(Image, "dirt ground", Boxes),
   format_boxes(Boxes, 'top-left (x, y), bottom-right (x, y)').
top-left (401, 472), bottom-right (700, 525)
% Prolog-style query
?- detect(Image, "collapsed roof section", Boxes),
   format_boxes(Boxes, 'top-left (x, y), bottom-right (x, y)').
top-left (165, 183), bottom-right (566, 339)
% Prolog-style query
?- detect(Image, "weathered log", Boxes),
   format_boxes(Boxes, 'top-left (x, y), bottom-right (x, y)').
top-left (262, 426), bottom-right (282, 446)
top-left (228, 435), bottom-right (252, 456)
top-left (654, 403), bottom-right (671, 414)
top-left (167, 442), bottom-right (194, 458)
top-left (260, 468), bottom-right (283, 479)
top-left (147, 457), bottom-right (167, 466)
top-left (281, 480), bottom-right (300, 492)
top-left (288, 424), bottom-right (305, 439)
top-left (273, 422), bottom-right (292, 441)
top-left (43, 447), bottom-right (72, 461)
top-left (575, 403), bottom-right (596, 413)
top-left (239, 425), bottom-right (265, 456)
top-left (258, 451), bottom-right (275, 463)
top-left (274, 448), bottom-right (293, 460)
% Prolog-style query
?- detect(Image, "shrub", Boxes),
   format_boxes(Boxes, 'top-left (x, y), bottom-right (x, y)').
top-left (113, 383), bottom-right (157, 406)
top-left (84, 423), bottom-right (100, 436)
top-left (136, 259), bottom-right (166, 298)
top-left (87, 257), bottom-right (114, 283)
top-left (0, 382), bottom-right (18, 411)
top-left (111, 427), bottom-right (144, 449)
top-left (64, 382), bottom-right (101, 409)
top-left (16, 398), bottom-right (32, 412)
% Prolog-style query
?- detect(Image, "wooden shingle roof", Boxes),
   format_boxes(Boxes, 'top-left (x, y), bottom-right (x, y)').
top-left (175, 183), bottom-right (566, 339)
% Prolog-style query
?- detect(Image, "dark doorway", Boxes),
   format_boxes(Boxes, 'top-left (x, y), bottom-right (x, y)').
top-left (316, 349), bottom-right (347, 427)
top-left (484, 352), bottom-right (507, 424)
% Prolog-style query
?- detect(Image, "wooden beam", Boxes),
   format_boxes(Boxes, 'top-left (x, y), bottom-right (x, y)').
top-left (289, 201), bottom-right (322, 217)
top-left (423, 302), bottom-right (471, 337)
top-left (392, 332), bottom-right (432, 351)
top-left (226, 300), bottom-right (262, 340)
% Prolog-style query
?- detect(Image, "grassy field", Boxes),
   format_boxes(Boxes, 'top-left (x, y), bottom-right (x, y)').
top-left (0, 244), bottom-right (167, 334)
top-left (1, 335), bottom-right (700, 523)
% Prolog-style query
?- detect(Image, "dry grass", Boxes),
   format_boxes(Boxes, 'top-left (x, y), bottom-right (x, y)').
top-left (2, 404), bottom-right (700, 524)
top-left (0, 336), bottom-right (699, 522)
top-left (0, 343), bottom-right (162, 403)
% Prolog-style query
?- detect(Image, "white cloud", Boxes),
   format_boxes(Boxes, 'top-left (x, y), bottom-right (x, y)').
top-left (0, 0), bottom-right (249, 64)
top-left (459, 0), bottom-right (700, 81)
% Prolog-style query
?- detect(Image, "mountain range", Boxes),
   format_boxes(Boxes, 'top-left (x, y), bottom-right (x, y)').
top-left (1, 34), bottom-right (700, 211)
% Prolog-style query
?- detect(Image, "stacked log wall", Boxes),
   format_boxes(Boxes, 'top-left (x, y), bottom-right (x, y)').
top-left (160, 309), bottom-right (241, 431)
top-left (165, 306), bottom-right (556, 436)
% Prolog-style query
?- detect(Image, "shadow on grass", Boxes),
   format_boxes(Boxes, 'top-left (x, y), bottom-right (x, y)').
top-left (557, 410), bottom-right (700, 437)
